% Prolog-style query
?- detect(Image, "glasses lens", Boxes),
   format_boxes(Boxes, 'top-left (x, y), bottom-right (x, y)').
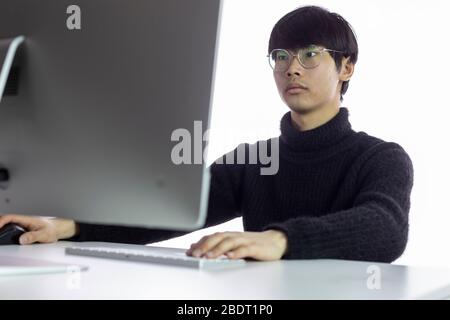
top-left (299, 48), bottom-right (322, 69)
top-left (269, 49), bottom-right (291, 72)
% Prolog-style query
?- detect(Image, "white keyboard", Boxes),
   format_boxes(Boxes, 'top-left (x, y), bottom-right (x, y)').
top-left (65, 246), bottom-right (246, 270)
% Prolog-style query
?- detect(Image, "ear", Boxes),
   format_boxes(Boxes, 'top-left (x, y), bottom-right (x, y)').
top-left (339, 56), bottom-right (354, 82)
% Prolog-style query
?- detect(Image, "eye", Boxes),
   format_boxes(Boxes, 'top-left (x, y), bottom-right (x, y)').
top-left (275, 52), bottom-right (289, 61)
top-left (305, 50), bottom-right (318, 58)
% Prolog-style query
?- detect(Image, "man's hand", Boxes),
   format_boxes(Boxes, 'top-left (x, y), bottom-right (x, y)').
top-left (186, 230), bottom-right (288, 261)
top-left (0, 214), bottom-right (78, 245)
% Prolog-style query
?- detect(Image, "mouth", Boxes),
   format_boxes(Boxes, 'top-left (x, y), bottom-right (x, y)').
top-left (285, 84), bottom-right (308, 95)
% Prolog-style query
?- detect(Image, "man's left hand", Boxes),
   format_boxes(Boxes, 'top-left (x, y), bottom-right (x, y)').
top-left (186, 230), bottom-right (288, 261)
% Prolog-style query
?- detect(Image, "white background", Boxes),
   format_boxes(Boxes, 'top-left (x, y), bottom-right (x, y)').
top-left (155, 0), bottom-right (450, 269)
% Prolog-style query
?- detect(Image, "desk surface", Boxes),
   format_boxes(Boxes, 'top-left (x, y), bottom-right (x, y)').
top-left (1, 241), bottom-right (450, 299)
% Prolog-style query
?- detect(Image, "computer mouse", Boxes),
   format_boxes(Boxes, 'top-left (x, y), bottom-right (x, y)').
top-left (0, 223), bottom-right (26, 245)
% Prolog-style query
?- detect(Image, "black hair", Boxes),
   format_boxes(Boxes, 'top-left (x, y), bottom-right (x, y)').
top-left (268, 6), bottom-right (358, 101)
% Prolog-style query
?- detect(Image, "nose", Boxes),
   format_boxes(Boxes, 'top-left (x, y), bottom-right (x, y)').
top-left (285, 57), bottom-right (303, 78)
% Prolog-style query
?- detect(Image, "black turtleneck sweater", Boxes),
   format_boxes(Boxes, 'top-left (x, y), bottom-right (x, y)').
top-left (71, 108), bottom-right (414, 263)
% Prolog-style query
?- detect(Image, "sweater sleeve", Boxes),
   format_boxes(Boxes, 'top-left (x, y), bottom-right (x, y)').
top-left (68, 149), bottom-right (245, 244)
top-left (264, 143), bottom-right (414, 263)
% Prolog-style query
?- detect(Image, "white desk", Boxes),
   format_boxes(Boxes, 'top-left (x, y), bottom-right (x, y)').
top-left (1, 241), bottom-right (450, 299)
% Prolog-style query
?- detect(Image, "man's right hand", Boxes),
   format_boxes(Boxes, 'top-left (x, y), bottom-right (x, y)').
top-left (0, 214), bottom-right (78, 245)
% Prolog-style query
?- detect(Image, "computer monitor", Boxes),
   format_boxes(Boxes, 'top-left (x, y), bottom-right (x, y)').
top-left (0, 0), bottom-right (222, 231)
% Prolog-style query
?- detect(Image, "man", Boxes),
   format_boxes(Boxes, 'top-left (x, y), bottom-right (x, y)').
top-left (0, 6), bottom-right (413, 263)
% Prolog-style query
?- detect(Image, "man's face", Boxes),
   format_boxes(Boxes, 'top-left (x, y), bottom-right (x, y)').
top-left (273, 46), bottom-right (347, 114)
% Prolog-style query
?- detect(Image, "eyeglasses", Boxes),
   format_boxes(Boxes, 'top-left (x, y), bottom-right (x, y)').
top-left (267, 46), bottom-right (344, 72)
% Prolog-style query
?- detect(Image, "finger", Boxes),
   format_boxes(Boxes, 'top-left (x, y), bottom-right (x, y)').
top-left (186, 235), bottom-right (208, 255)
top-left (226, 245), bottom-right (252, 260)
top-left (0, 214), bottom-right (17, 229)
top-left (0, 214), bottom-right (37, 230)
top-left (185, 242), bottom-right (198, 255)
top-left (187, 233), bottom-right (222, 256)
top-left (19, 230), bottom-right (51, 245)
top-left (205, 237), bottom-right (247, 259)
top-left (189, 232), bottom-right (229, 257)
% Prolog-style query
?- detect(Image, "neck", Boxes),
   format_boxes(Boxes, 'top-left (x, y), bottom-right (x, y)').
top-left (290, 104), bottom-right (341, 132)
top-left (279, 106), bottom-right (353, 154)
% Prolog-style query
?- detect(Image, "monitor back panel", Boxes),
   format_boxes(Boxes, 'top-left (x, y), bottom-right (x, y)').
top-left (0, 0), bottom-right (221, 230)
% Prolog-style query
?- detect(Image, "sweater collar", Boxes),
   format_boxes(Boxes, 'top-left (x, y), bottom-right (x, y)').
top-left (280, 107), bottom-right (353, 152)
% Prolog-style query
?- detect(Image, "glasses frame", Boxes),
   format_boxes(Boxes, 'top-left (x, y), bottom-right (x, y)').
top-left (267, 47), bottom-right (344, 71)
